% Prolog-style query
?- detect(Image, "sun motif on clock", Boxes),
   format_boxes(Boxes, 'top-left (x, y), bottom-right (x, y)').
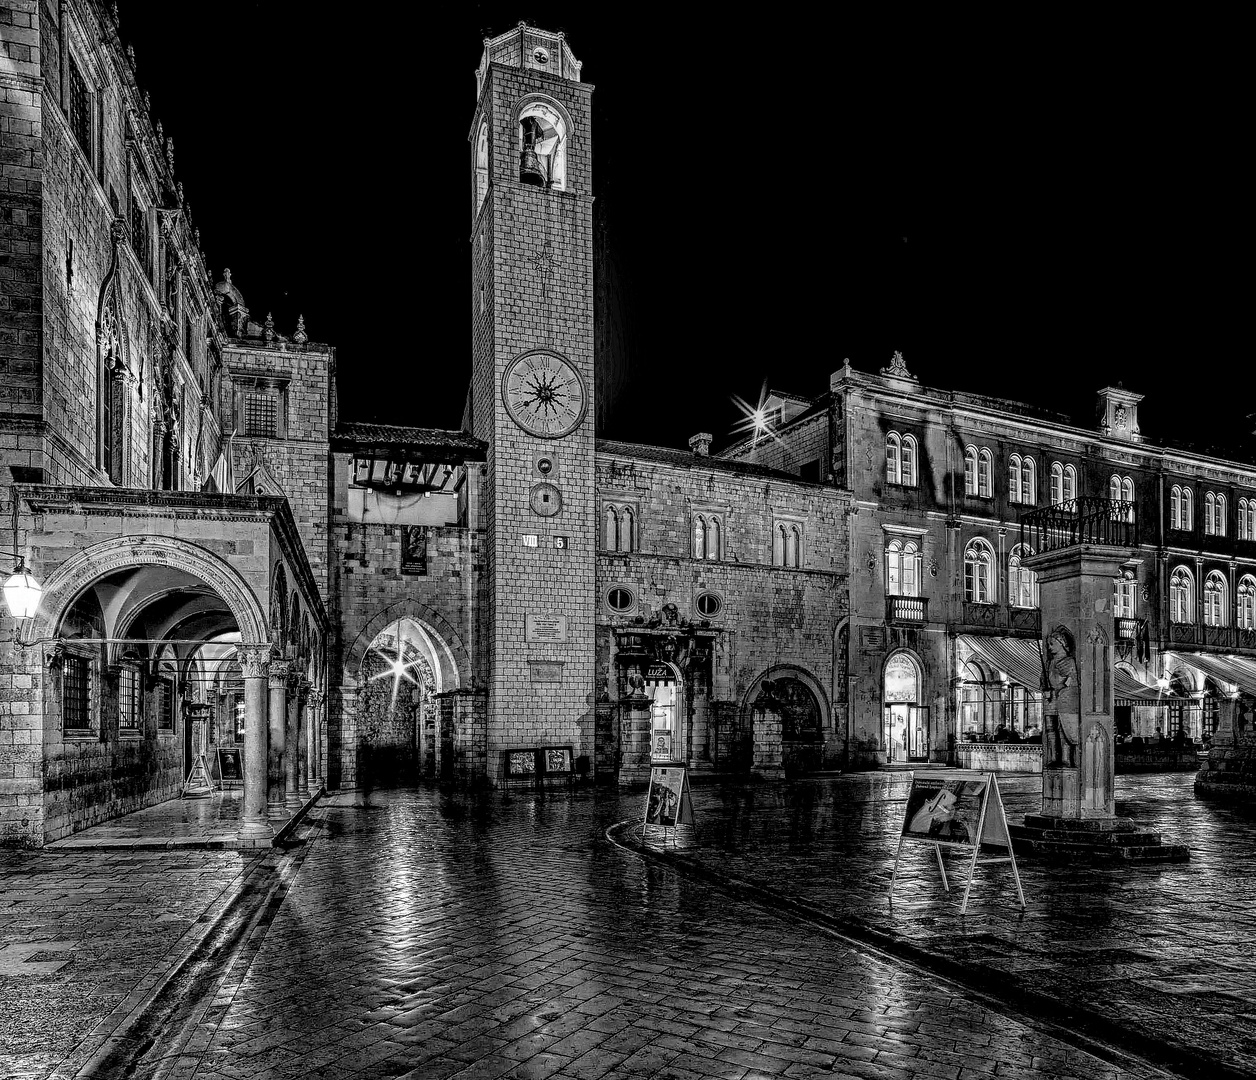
top-left (501, 350), bottom-right (587, 439)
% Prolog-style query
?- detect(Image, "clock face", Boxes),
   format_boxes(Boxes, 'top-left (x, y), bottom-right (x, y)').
top-left (502, 351), bottom-right (587, 439)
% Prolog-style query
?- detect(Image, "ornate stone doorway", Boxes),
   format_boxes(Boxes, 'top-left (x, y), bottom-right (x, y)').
top-left (356, 618), bottom-right (440, 785)
top-left (883, 651), bottom-right (927, 763)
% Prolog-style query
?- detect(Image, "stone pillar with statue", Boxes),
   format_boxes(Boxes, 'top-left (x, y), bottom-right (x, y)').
top-left (1014, 543), bottom-right (1187, 860)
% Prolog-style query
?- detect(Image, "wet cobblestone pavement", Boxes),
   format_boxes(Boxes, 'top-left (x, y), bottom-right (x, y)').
top-left (657, 772), bottom-right (1256, 1076)
top-left (0, 773), bottom-right (1242, 1079)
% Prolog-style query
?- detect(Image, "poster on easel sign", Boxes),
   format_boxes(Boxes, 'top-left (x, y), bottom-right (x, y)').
top-left (643, 764), bottom-right (695, 845)
top-left (891, 769), bottom-right (1024, 914)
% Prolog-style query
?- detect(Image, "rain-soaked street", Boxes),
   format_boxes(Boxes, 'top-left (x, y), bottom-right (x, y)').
top-left (0, 772), bottom-right (1249, 1079)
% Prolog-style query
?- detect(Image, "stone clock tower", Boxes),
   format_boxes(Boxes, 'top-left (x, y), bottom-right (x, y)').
top-left (468, 24), bottom-right (596, 779)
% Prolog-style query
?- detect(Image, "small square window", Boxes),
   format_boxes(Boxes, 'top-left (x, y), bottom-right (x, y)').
top-left (244, 391), bottom-right (278, 437)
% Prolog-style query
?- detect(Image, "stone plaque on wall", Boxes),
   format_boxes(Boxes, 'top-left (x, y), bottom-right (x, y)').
top-left (860, 626), bottom-right (886, 651)
top-left (528, 660), bottom-right (564, 684)
top-left (525, 614), bottom-right (568, 643)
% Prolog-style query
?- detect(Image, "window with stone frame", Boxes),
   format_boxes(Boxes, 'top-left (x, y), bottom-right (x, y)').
top-left (964, 446), bottom-right (978, 495)
top-left (885, 538), bottom-right (921, 597)
top-left (117, 665), bottom-right (140, 734)
top-left (130, 195), bottom-right (151, 277)
top-left (1008, 544), bottom-right (1039, 608)
top-left (886, 432), bottom-right (918, 488)
top-left (964, 538), bottom-right (994, 603)
top-left (692, 512), bottom-right (723, 561)
top-left (773, 520), bottom-right (803, 568)
top-left (62, 653), bottom-right (93, 733)
top-left (156, 676), bottom-right (176, 733)
top-left (977, 448), bottom-right (992, 498)
top-left (1239, 498), bottom-right (1256, 541)
top-left (67, 54), bottom-right (92, 159)
top-left (1170, 566), bottom-right (1195, 624)
top-left (602, 501), bottom-right (637, 553)
top-left (1114, 569), bottom-right (1137, 619)
top-left (1204, 491), bottom-right (1227, 537)
top-left (1170, 484), bottom-right (1194, 531)
top-left (1204, 571), bottom-right (1228, 627)
top-left (1238, 575), bottom-right (1256, 629)
top-left (243, 389), bottom-right (279, 438)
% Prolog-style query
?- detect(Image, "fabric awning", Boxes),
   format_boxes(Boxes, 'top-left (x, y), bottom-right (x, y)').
top-left (1114, 667), bottom-right (1168, 706)
top-left (959, 636), bottom-right (1045, 690)
top-left (1169, 652), bottom-right (1256, 697)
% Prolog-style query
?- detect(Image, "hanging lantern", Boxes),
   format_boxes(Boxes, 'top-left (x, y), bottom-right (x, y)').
top-left (3, 560), bottom-right (41, 619)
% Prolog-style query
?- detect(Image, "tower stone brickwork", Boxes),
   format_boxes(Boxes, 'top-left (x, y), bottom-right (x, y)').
top-left (468, 26), bottom-right (597, 776)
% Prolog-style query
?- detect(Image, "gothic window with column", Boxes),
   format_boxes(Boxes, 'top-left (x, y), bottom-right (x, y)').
top-left (964, 538), bottom-right (994, 603)
top-left (1238, 575), bottom-right (1256, 629)
top-left (1170, 566), bottom-right (1195, 624)
top-left (692, 513), bottom-right (722, 561)
top-left (1204, 570), bottom-right (1228, 626)
top-left (602, 501), bottom-right (636, 552)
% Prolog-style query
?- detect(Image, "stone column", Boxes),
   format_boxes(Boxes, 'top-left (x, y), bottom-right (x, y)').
top-left (315, 691), bottom-right (325, 785)
top-left (1024, 545), bottom-right (1126, 819)
top-left (237, 644), bottom-right (273, 840)
top-left (296, 677), bottom-right (311, 798)
top-left (306, 692), bottom-right (319, 792)
top-left (286, 673), bottom-right (304, 809)
top-left (268, 660), bottom-right (291, 813)
top-left (618, 676), bottom-right (653, 787)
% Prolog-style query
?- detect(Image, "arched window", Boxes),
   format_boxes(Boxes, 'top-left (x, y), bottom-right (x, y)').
top-left (1204, 571), bottom-right (1228, 627)
top-left (886, 432), bottom-right (901, 485)
top-left (964, 538), bottom-right (994, 603)
top-left (474, 121), bottom-right (489, 214)
top-left (787, 525), bottom-right (801, 568)
top-left (1109, 474), bottom-right (1121, 502)
top-left (1008, 544), bottom-right (1038, 608)
top-left (1050, 462), bottom-right (1063, 505)
top-left (622, 507), bottom-right (636, 553)
top-left (1114, 569), bottom-right (1137, 618)
top-left (1238, 575), bottom-right (1256, 629)
top-left (604, 506), bottom-right (618, 551)
top-left (693, 515), bottom-right (707, 560)
top-left (518, 100), bottom-right (567, 190)
top-left (1182, 486), bottom-right (1194, 530)
top-left (978, 448), bottom-right (992, 498)
top-left (706, 516), bottom-right (719, 561)
top-left (1022, 457), bottom-right (1036, 504)
top-left (1009, 454), bottom-right (1022, 503)
top-left (1170, 566), bottom-right (1195, 624)
top-left (1063, 464), bottom-right (1076, 502)
top-left (965, 446), bottom-right (978, 495)
top-left (885, 539), bottom-right (921, 597)
top-left (1170, 485), bottom-right (1182, 529)
top-left (1204, 492), bottom-right (1226, 537)
top-left (1110, 475), bottom-right (1134, 522)
top-left (1239, 498), bottom-right (1255, 541)
top-left (901, 435), bottom-right (917, 487)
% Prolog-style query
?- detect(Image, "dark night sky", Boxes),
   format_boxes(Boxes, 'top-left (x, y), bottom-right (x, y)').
top-left (121, 4), bottom-right (1245, 454)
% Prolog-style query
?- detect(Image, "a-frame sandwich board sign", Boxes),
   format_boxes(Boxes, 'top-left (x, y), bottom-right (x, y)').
top-left (891, 769), bottom-right (1025, 914)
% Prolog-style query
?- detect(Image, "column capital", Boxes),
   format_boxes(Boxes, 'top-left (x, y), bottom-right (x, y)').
top-left (269, 659), bottom-right (293, 688)
top-left (235, 643), bottom-right (271, 680)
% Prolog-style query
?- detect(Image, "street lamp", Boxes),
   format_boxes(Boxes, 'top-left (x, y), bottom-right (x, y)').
top-left (2, 556), bottom-right (41, 619)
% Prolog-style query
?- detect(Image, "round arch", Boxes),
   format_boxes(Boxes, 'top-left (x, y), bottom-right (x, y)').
top-left (345, 600), bottom-right (469, 691)
top-left (30, 536), bottom-right (269, 645)
top-left (741, 663), bottom-right (832, 729)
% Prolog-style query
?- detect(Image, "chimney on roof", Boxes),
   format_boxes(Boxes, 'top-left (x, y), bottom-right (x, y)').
top-left (688, 432), bottom-right (713, 457)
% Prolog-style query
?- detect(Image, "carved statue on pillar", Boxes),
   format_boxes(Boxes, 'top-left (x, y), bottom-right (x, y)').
top-left (1082, 723), bottom-right (1111, 812)
top-left (1044, 626), bottom-right (1080, 768)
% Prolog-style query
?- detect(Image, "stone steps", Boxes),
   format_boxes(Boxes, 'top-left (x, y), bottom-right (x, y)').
top-left (1009, 817), bottom-right (1190, 863)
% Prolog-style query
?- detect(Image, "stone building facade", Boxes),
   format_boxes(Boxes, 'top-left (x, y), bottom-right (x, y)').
top-left (728, 356), bottom-right (1256, 770)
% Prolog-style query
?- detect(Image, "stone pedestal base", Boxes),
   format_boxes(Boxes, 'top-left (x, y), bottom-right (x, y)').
top-left (1010, 813), bottom-right (1189, 863)
top-left (1041, 768), bottom-right (1079, 818)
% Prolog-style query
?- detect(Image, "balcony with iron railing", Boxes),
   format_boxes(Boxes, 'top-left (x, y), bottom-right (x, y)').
top-left (1020, 497), bottom-right (1139, 555)
top-left (1167, 621), bottom-right (1256, 653)
top-left (957, 601), bottom-right (1041, 637)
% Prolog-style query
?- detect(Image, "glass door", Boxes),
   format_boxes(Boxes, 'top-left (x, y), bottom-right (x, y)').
top-left (907, 705), bottom-right (929, 761)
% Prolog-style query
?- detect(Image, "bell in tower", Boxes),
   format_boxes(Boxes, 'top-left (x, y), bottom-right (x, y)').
top-left (519, 115), bottom-right (546, 187)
